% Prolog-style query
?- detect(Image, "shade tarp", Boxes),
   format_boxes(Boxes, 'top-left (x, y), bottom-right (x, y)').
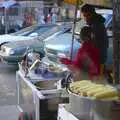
top-left (64, 0), bottom-right (83, 5)
top-left (2, 0), bottom-right (20, 9)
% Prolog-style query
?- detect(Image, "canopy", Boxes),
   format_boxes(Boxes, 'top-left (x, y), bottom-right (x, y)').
top-left (2, 0), bottom-right (20, 9)
top-left (64, 0), bottom-right (83, 5)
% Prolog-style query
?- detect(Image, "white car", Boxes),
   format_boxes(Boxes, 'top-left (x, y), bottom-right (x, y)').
top-left (0, 24), bottom-right (62, 47)
top-left (0, 23), bottom-right (72, 64)
top-left (0, 34), bottom-right (33, 46)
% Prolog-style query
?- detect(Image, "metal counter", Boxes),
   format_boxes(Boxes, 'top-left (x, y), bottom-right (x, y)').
top-left (16, 70), bottom-right (63, 120)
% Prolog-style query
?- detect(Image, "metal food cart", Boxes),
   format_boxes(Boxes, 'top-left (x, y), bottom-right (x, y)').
top-left (16, 0), bottom-right (120, 120)
top-left (16, 60), bottom-right (69, 120)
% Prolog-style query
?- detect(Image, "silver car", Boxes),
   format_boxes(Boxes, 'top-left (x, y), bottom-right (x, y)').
top-left (0, 23), bottom-right (72, 64)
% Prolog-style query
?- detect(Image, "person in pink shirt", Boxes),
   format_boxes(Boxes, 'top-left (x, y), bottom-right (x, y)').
top-left (60, 26), bottom-right (100, 80)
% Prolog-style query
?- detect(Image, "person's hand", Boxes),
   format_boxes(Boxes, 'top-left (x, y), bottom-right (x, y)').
top-left (59, 57), bottom-right (71, 65)
top-left (67, 65), bottom-right (80, 72)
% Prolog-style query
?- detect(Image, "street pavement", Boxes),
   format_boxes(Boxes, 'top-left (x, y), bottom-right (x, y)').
top-left (0, 63), bottom-right (20, 120)
top-left (0, 105), bottom-right (19, 120)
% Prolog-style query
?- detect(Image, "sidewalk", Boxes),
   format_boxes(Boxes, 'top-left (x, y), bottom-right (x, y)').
top-left (0, 105), bottom-right (19, 120)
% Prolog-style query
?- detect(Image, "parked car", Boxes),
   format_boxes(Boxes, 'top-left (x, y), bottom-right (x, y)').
top-left (43, 8), bottom-right (113, 70)
top-left (0, 24), bottom-right (66, 46)
top-left (0, 23), bottom-right (72, 64)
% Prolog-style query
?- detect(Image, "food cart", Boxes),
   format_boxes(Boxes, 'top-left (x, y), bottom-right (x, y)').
top-left (16, 67), bottom-right (120, 120)
top-left (16, 1), bottom-right (120, 120)
top-left (16, 53), bottom-right (69, 120)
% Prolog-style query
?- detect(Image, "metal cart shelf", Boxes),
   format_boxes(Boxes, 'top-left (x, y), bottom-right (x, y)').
top-left (16, 70), bottom-right (64, 120)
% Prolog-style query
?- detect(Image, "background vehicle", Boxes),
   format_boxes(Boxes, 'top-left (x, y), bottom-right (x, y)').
top-left (0, 23), bottom-right (72, 64)
top-left (0, 24), bottom-right (65, 47)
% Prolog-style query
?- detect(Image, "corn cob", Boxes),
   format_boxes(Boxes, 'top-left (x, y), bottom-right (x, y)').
top-left (70, 80), bottom-right (90, 87)
top-left (70, 80), bottom-right (120, 100)
top-left (70, 82), bottom-right (91, 91)
top-left (80, 84), bottom-right (104, 96)
top-left (102, 96), bottom-right (119, 101)
top-left (87, 86), bottom-right (105, 97)
top-left (71, 84), bottom-right (90, 93)
top-left (93, 88), bottom-right (118, 100)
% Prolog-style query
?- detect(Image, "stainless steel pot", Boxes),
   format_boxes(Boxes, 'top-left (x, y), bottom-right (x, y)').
top-left (67, 89), bottom-right (93, 120)
top-left (67, 88), bottom-right (120, 120)
top-left (91, 99), bottom-right (120, 120)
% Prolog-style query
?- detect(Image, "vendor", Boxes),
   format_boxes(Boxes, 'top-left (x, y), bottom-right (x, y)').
top-left (60, 26), bottom-right (100, 80)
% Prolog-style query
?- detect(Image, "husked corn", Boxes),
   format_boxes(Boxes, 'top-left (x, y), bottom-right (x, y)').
top-left (80, 84), bottom-right (104, 96)
top-left (70, 80), bottom-right (90, 87)
top-left (102, 96), bottom-right (119, 101)
top-left (76, 84), bottom-right (92, 91)
top-left (70, 85), bottom-right (90, 93)
top-left (70, 80), bottom-right (120, 100)
top-left (87, 87), bottom-right (105, 97)
top-left (79, 84), bottom-right (97, 93)
top-left (105, 85), bottom-right (116, 89)
top-left (94, 89), bottom-right (118, 99)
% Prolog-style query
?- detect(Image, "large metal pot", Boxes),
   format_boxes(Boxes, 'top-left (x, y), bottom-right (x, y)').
top-left (67, 89), bottom-right (93, 120)
top-left (67, 88), bottom-right (120, 120)
top-left (91, 100), bottom-right (120, 120)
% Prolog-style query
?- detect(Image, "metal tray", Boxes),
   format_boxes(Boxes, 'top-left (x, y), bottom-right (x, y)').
top-left (32, 79), bottom-right (58, 90)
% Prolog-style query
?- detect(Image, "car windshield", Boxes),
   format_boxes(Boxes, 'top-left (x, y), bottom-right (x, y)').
top-left (46, 29), bottom-right (80, 46)
top-left (38, 25), bottom-right (66, 40)
top-left (74, 19), bottom-right (87, 35)
top-left (12, 24), bottom-right (59, 36)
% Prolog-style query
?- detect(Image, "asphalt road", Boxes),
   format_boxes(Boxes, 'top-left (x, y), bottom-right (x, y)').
top-left (0, 62), bottom-right (18, 105)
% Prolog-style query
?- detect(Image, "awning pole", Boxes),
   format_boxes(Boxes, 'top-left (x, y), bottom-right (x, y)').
top-left (4, 8), bottom-right (8, 34)
top-left (70, 0), bottom-right (79, 60)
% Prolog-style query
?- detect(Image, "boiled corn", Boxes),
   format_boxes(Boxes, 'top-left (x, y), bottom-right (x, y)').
top-left (94, 89), bottom-right (118, 99)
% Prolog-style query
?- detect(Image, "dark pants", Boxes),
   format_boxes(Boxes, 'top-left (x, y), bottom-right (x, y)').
top-left (100, 48), bottom-right (108, 64)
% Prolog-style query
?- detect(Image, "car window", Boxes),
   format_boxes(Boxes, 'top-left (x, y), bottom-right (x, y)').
top-left (12, 25), bottom-right (57, 36)
top-left (107, 20), bottom-right (112, 29)
top-left (23, 26), bottom-right (55, 36)
top-left (12, 25), bottom-right (39, 36)
top-left (38, 25), bottom-right (70, 40)
top-left (75, 19), bottom-right (87, 35)
top-left (45, 30), bottom-right (80, 45)
top-left (103, 14), bottom-right (112, 25)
